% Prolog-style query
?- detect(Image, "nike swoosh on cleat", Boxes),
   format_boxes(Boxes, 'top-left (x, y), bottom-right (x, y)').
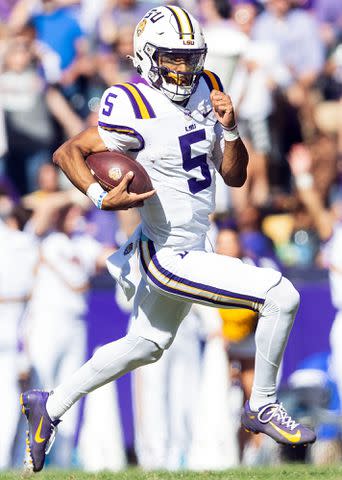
top-left (34, 417), bottom-right (46, 443)
top-left (269, 422), bottom-right (301, 443)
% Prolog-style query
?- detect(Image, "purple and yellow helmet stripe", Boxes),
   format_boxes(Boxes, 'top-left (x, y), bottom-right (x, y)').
top-left (115, 83), bottom-right (156, 120)
top-left (202, 70), bottom-right (224, 92)
top-left (166, 5), bottom-right (194, 40)
top-left (139, 238), bottom-right (263, 311)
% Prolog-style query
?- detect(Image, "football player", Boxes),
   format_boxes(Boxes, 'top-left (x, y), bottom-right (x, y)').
top-left (20, 5), bottom-right (316, 472)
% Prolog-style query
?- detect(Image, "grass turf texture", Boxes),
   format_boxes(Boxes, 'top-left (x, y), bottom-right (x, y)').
top-left (1, 467), bottom-right (342, 480)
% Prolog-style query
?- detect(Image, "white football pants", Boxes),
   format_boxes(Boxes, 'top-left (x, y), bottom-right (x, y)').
top-left (47, 239), bottom-right (299, 418)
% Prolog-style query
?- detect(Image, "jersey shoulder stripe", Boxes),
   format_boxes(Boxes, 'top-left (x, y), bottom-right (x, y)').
top-left (115, 83), bottom-right (156, 119)
top-left (98, 121), bottom-right (145, 151)
top-left (202, 70), bottom-right (224, 92)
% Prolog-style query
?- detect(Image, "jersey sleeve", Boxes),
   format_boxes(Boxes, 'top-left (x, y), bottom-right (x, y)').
top-left (98, 87), bottom-right (144, 153)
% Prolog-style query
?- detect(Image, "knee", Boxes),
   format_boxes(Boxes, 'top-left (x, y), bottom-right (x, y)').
top-left (264, 276), bottom-right (300, 316)
top-left (90, 334), bottom-right (163, 373)
top-left (281, 277), bottom-right (300, 314)
top-left (128, 335), bottom-right (164, 366)
top-left (139, 337), bottom-right (164, 364)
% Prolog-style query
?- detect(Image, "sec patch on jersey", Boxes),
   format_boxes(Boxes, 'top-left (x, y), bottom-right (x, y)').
top-left (86, 151), bottom-right (153, 194)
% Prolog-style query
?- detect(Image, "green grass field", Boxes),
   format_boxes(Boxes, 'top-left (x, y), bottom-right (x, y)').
top-left (1, 466), bottom-right (342, 480)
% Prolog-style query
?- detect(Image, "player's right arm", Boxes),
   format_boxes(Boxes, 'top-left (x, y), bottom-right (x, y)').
top-left (53, 126), bottom-right (155, 211)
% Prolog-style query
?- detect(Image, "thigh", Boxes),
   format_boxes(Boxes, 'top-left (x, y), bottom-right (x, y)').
top-left (129, 277), bottom-right (191, 349)
top-left (139, 238), bottom-right (282, 312)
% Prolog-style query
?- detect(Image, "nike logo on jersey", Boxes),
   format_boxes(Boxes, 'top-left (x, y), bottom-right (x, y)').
top-left (202, 109), bottom-right (212, 118)
top-left (269, 422), bottom-right (301, 443)
top-left (34, 417), bottom-right (46, 443)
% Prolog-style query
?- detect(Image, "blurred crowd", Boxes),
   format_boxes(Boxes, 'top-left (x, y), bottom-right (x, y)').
top-left (0, 0), bottom-right (342, 473)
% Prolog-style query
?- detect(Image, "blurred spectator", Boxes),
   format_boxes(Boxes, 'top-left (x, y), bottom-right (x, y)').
top-left (98, 0), bottom-right (154, 48)
top-left (252, 0), bottom-right (326, 190)
top-left (287, 202), bottom-right (321, 267)
top-left (9, 0), bottom-right (84, 73)
top-left (15, 22), bottom-right (62, 84)
top-left (229, 0), bottom-right (291, 210)
top-left (0, 197), bottom-right (37, 470)
top-left (200, 0), bottom-right (249, 90)
top-left (310, 0), bottom-right (342, 51)
top-left (96, 23), bottom-right (138, 90)
top-left (286, 351), bottom-right (342, 465)
top-left (25, 203), bottom-right (114, 467)
top-left (77, 0), bottom-right (107, 36)
top-left (0, 36), bottom-right (56, 194)
top-left (0, 105), bottom-right (6, 177)
top-left (234, 205), bottom-right (281, 268)
top-left (0, 0), bottom-right (19, 22)
top-left (253, 0), bottom-right (324, 87)
top-left (288, 144), bottom-right (342, 424)
top-left (24, 163), bottom-right (60, 201)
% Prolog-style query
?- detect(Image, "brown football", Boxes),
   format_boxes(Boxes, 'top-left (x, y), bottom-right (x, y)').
top-left (86, 151), bottom-right (153, 194)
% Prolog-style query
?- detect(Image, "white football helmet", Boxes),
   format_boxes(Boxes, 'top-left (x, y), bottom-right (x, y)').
top-left (133, 5), bottom-right (207, 103)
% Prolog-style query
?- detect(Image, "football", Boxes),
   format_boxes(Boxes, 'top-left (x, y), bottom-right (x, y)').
top-left (86, 151), bottom-right (153, 194)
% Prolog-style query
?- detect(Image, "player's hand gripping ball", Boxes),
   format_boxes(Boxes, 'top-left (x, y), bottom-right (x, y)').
top-left (86, 151), bottom-right (155, 210)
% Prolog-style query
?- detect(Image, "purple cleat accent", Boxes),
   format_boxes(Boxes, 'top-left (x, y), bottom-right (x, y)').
top-left (241, 400), bottom-right (316, 446)
top-left (20, 390), bottom-right (60, 472)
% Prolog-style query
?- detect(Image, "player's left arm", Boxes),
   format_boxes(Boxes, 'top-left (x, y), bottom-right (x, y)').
top-left (210, 90), bottom-right (249, 187)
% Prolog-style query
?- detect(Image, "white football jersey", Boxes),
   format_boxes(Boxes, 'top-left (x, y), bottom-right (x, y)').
top-left (98, 71), bottom-right (225, 250)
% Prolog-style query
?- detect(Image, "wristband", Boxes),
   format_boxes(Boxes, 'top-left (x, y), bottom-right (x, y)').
top-left (294, 173), bottom-right (314, 190)
top-left (222, 124), bottom-right (240, 142)
top-left (86, 182), bottom-right (108, 209)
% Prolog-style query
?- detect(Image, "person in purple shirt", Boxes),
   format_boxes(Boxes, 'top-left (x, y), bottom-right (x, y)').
top-left (252, 0), bottom-right (324, 86)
